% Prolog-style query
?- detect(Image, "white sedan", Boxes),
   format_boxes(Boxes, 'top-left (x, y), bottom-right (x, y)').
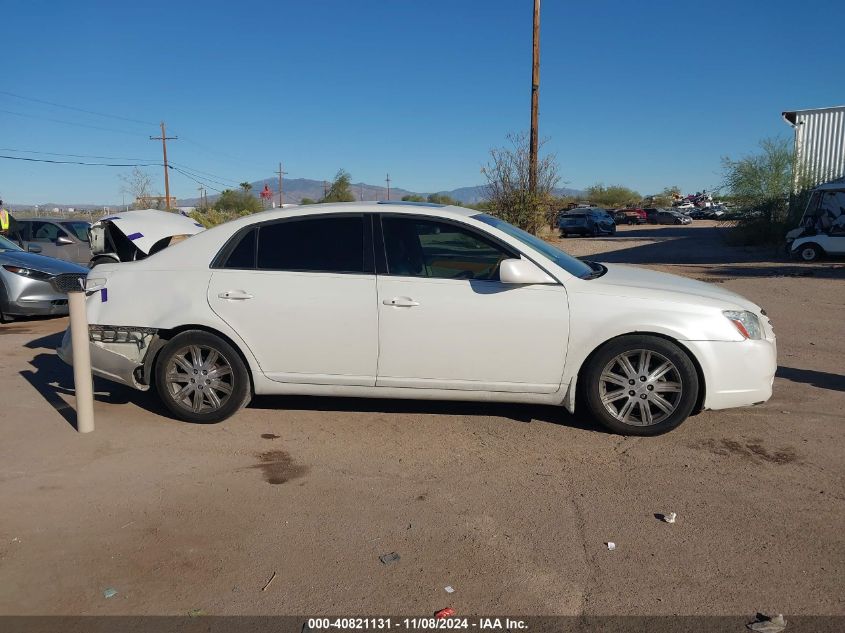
top-left (59, 202), bottom-right (776, 435)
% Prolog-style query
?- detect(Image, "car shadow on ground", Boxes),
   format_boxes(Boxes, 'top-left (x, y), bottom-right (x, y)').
top-left (777, 366), bottom-right (845, 393)
top-left (19, 333), bottom-right (608, 433)
top-left (19, 351), bottom-right (169, 430)
top-left (248, 394), bottom-right (607, 433)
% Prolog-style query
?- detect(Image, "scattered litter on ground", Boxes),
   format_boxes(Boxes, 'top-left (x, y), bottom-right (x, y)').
top-left (444, 586), bottom-right (455, 593)
top-left (606, 542), bottom-right (616, 551)
top-left (261, 571), bottom-right (277, 591)
top-left (120, 521), bottom-right (135, 529)
top-left (11, 537), bottom-right (19, 543)
top-left (379, 552), bottom-right (400, 565)
top-left (747, 613), bottom-right (787, 632)
top-left (102, 588), bottom-right (118, 599)
top-left (187, 609), bottom-right (206, 617)
top-left (435, 608), bottom-right (456, 619)
top-left (659, 512), bottom-right (677, 524)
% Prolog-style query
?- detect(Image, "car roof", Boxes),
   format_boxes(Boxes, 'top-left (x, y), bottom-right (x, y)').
top-left (226, 201), bottom-right (479, 224)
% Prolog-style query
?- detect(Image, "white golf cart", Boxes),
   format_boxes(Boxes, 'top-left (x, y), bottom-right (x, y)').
top-left (786, 178), bottom-right (845, 262)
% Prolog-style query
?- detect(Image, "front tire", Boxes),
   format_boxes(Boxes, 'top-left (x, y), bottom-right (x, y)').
top-left (798, 243), bottom-right (822, 262)
top-left (154, 330), bottom-right (251, 423)
top-left (580, 335), bottom-right (699, 436)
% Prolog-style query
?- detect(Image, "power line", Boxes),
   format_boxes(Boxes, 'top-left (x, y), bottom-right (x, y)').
top-left (0, 108), bottom-right (145, 136)
top-left (168, 161), bottom-right (240, 187)
top-left (0, 154), bottom-right (161, 167)
top-left (168, 164), bottom-right (225, 194)
top-left (0, 90), bottom-right (157, 126)
top-left (0, 146), bottom-right (157, 162)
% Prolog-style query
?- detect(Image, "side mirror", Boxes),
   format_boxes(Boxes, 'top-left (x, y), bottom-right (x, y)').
top-left (56, 235), bottom-right (74, 246)
top-left (27, 244), bottom-right (43, 254)
top-left (499, 258), bottom-right (556, 285)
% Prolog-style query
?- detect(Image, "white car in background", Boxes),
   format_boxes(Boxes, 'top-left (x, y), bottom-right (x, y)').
top-left (59, 202), bottom-right (776, 435)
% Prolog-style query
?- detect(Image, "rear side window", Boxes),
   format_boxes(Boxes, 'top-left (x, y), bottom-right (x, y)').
top-left (256, 216), bottom-right (364, 272)
top-left (223, 228), bottom-right (257, 268)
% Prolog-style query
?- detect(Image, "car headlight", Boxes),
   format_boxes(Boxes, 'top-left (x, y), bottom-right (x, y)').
top-left (2, 265), bottom-right (51, 280)
top-left (723, 310), bottom-right (763, 340)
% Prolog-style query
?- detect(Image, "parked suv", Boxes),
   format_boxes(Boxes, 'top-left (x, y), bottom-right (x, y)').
top-left (559, 208), bottom-right (616, 237)
top-left (12, 218), bottom-right (92, 265)
top-left (614, 208), bottom-right (647, 225)
top-left (655, 209), bottom-right (692, 225)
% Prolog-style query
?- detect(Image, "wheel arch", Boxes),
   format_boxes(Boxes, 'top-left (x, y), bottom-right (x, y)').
top-left (568, 331), bottom-right (706, 415)
top-left (143, 324), bottom-right (256, 396)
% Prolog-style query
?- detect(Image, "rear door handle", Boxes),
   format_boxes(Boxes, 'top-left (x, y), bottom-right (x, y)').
top-left (383, 297), bottom-right (419, 307)
top-left (218, 290), bottom-right (253, 300)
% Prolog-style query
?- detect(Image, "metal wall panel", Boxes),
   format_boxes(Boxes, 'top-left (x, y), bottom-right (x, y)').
top-left (784, 106), bottom-right (845, 188)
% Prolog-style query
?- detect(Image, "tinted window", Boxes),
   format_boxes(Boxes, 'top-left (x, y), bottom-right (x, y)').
top-left (473, 213), bottom-right (593, 279)
top-left (224, 228), bottom-right (257, 268)
top-left (256, 216), bottom-right (364, 272)
top-left (60, 221), bottom-right (90, 242)
top-left (30, 221), bottom-right (63, 242)
top-left (382, 217), bottom-right (510, 280)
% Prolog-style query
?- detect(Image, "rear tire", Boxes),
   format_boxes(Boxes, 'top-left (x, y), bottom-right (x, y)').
top-left (154, 330), bottom-right (251, 423)
top-left (89, 255), bottom-right (119, 268)
top-left (580, 335), bottom-right (699, 436)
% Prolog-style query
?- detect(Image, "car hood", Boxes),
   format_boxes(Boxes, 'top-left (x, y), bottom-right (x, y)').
top-left (94, 209), bottom-right (204, 255)
top-left (580, 263), bottom-right (758, 311)
top-left (0, 250), bottom-right (89, 275)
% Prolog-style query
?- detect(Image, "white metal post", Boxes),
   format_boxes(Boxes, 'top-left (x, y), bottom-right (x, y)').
top-left (67, 290), bottom-right (95, 433)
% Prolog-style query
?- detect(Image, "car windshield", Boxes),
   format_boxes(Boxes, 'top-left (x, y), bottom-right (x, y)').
top-left (473, 213), bottom-right (594, 279)
top-left (0, 235), bottom-right (23, 252)
top-left (60, 221), bottom-right (90, 242)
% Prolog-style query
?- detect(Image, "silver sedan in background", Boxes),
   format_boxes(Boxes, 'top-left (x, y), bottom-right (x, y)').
top-left (0, 235), bottom-right (88, 321)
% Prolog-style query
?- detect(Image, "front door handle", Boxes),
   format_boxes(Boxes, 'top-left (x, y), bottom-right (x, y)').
top-left (218, 290), bottom-right (254, 300)
top-left (383, 296), bottom-right (419, 307)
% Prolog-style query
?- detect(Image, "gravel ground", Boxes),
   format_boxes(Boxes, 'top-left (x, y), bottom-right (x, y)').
top-left (0, 221), bottom-right (842, 618)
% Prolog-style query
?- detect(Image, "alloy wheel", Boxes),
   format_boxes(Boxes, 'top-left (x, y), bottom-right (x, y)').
top-left (165, 344), bottom-right (234, 413)
top-left (598, 349), bottom-right (683, 426)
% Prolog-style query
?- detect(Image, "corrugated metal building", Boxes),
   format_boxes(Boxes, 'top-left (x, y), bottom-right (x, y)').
top-left (782, 105), bottom-right (845, 188)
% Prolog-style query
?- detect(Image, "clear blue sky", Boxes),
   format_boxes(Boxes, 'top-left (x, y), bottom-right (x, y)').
top-left (1, 0), bottom-right (842, 205)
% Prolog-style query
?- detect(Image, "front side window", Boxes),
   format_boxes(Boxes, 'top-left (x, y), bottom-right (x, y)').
top-left (382, 217), bottom-right (510, 280)
top-left (256, 216), bottom-right (364, 273)
top-left (473, 213), bottom-right (593, 279)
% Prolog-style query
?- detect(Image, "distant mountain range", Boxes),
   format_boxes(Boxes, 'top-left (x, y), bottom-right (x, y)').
top-left (180, 177), bottom-right (582, 207)
top-left (5, 177), bottom-right (582, 210)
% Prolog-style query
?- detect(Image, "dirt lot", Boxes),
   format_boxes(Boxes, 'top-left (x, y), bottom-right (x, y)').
top-left (1, 221), bottom-right (843, 618)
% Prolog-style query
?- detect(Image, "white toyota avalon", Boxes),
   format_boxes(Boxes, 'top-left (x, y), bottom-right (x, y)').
top-left (59, 202), bottom-right (776, 435)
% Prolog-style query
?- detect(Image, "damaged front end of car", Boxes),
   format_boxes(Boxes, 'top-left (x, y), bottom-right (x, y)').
top-left (58, 324), bottom-right (164, 391)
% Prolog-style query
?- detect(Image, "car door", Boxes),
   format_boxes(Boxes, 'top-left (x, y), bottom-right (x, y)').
top-left (27, 221), bottom-right (71, 261)
top-left (376, 215), bottom-right (569, 393)
top-left (207, 214), bottom-right (378, 386)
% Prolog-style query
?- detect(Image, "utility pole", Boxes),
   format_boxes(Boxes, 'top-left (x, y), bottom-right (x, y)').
top-left (275, 163), bottom-right (287, 207)
top-left (360, 183), bottom-right (364, 201)
top-left (385, 173), bottom-right (391, 201)
top-left (150, 121), bottom-right (177, 209)
top-left (529, 0), bottom-right (540, 195)
top-left (323, 180), bottom-right (328, 199)
top-left (197, 186), bottom-right (206, 209)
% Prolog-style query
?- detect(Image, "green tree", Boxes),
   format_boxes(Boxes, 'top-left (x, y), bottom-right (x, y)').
top-left (426, 193), bottom-right (459, 205)
top-left (721, 137), bottom-right (804, 244)
top-left (213, 189), bottom-right (263, 214)
top-left (300, 197), bottom-right (317, 205)
top-left (239, 182), bottom-right (253, 193)
top-left (584, 183), bottom-right (641, 208)
top-left (401, 194), bottom-right (426, 202)
top-left (321, 169), bottom-right (356, 203)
